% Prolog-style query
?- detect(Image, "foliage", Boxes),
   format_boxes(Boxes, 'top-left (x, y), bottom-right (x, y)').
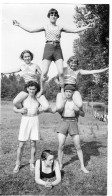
top-left (1, 74), bottom-right (25, 100)
top-left (1, 74), bottom-right (59, 101)
top-left (1, 5), bottom-right (109, 103)
top-left (44, 77), bottom-right (59, 100)
top-left (73, 4), bottom-right (109, 103)
top-left (1, 101), bottom-right (107, 195)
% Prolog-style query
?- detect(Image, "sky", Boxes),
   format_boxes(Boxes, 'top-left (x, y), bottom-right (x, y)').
top-left (1, 1), bottom-right (112, 194)
top-left (1, 3), bottom-right (81, 78)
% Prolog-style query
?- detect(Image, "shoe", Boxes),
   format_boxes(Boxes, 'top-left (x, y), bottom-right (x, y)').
top-left (30, 163), bottom-right (35, 172)
top-left (13, 165), bottom-right (20, 173)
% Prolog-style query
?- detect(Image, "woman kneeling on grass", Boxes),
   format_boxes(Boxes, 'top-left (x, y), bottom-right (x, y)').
top-left (35, 150), bottom-right (61, 188)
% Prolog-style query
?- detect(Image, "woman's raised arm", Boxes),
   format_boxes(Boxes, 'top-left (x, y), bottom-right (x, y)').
top-left (79, 67), bottom-right (108, 75)
top-left (1, 66), bottom-right (21, 74)
top-left (13, 20), bottom-right (45, 33)
top-left (62, 23), bottom-right (93, 34)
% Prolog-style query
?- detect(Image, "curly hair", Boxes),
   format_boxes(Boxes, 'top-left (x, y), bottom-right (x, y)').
top-left (26, 81), bottom-right (40, 94)
top-left (20, 50), bottom-right (34, 60)
top-left (67, 56), bottom-right (79, 66)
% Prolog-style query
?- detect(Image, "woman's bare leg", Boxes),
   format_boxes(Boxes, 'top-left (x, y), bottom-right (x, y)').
top-left (37, 95), bottom-right (50, 111)
top-left (13, 91), bottom-right (28, 108)
top-left (73, 91), bottom-right (83, 108)
top-left (55, 59), bottom-right (64, 95)
top-left (40, 59), bottom-right (51, 93)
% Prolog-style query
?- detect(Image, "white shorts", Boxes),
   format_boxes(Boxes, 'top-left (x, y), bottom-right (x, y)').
top-left (18, 116), bottom-right (40, 141)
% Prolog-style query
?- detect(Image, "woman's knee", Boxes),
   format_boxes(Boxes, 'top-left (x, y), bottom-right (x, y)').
top-left (58, 145), bottom-right (64, 151)
top-left (31, 140), bottom-right (36, 148)
top-left (41, 73), bottom-right (47, 81)
top-left (75, 144), bottom-right (81, 151)
top-left (13, 91), bottom-right (28, 105)
top-left (18, 142), bottom-right (24, 149)
top-left (58, 72), bottom-right (63, 78)
top-left (56, 93), bottom-right (65, 110)
top-left (37, 95), bottom-right (50, 110)
top-left (58, 141), bottom-right (65, 151)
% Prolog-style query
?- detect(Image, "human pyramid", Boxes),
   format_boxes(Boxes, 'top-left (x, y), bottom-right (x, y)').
top-left (4, 8), bottom-right (108, 188)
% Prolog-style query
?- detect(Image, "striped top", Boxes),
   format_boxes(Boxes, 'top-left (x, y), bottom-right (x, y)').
top-left (45, 25), bottom-right (61, 42)
top-left (64, 67), bottom-right (78, 85)
top-left (20, 64), bottom-right (40, 84)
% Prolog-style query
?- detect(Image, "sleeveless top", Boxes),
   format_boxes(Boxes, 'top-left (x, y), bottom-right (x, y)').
top-left (22, 97), bottom-right (39, 116)
top-left (20, 64), bottom-right (39, 84)
top-left (45, 25), bottom-right (61, 42)
top-left (40, 159), bottom-right (55, 179)
top-left (64, 67), bottom-right (78, 85)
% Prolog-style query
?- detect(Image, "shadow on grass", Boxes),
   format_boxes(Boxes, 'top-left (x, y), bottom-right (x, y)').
top-left (61, 170), bottom-right (65, 179)
top-left (63, 141), bottom-right (106, 168)
top-left (82, 141), bottom-right (106, 166)
top-left (20, 163), bottom-right (29, 170)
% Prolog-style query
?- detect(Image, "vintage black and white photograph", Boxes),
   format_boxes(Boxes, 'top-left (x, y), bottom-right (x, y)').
top-left (0, 1), bottom-right (111, 195)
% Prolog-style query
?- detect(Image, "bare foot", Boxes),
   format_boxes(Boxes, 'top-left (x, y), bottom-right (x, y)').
top-left (81, 167), bottom-right (89, 174)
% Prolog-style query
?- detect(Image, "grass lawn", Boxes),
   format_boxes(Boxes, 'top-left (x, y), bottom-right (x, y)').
top-left (0, 101), bottom-right (108, 195)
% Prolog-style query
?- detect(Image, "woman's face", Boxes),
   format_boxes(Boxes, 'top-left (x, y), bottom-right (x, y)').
top-left (69, 60), bottom-right (78, 71)
top-left (45, 155), bottom-right (54, 166)
top-left (64, 90), bottom-right (74, 99)
top-left (23, 52), bottom-right (32, 64)
top-left (49, 12), bottom-right (58, 23)
top-left (27, 86), bottom-right (37, 97)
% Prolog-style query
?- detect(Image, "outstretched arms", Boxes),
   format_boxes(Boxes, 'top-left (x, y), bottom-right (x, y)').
top-left (13, 20), bottom-right (45, 33)
top-left (62, 23), bottom-right (94, 33)
top-left (1, 67), bottom-right (21, 74)
top-left (79, 67), bottom-right (108, 75)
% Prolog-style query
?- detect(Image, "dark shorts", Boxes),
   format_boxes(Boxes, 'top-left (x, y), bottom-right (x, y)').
top-left (42, 43), bottom-right (64, 62)
top-left (57, 117), bottom-right (79, 136)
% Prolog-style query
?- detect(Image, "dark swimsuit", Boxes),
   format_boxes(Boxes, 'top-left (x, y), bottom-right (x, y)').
top-left (40, 159), bottom-right (55, 179)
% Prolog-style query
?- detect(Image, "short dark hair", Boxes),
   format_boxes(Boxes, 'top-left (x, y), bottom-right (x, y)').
top-left (64, 84), bottom-right (76, 91)
top-left (20, 50), bottom-right (34, 60)
top-left (26, 81), bottom-right (40, 94)
top-left (67, 56), bottom-right (79, 66)
top-left (41, 150), bottom-right (54, 160)
top-left (47, 8), bottom-right (59, 18)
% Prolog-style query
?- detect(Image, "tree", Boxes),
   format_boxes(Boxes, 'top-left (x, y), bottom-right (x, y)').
top-left (72, 4), bottom-right (109, 102)
top-left (1, 74), bottom-right (25, 100)
top-left (44, 77), bottom-right (59, 101)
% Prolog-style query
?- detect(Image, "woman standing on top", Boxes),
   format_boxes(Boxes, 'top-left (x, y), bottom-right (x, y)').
top-left (13, 8), bottom-right (93, 96)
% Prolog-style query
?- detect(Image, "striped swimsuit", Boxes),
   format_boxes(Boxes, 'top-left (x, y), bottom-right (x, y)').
top-left (64, 67), bottom-right (77, 85)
